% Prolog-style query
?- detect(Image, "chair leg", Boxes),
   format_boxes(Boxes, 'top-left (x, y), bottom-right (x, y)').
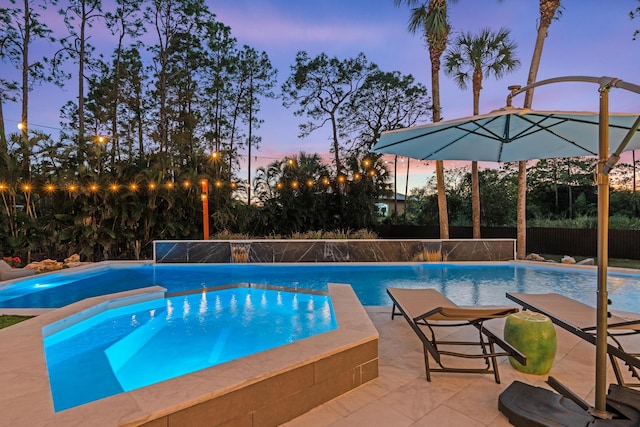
top-left (423, 344), bottom-right (432, 382)
top-left (489, 339), bottom-right (501, 384)
top-left (478, 325), bottom-right (501, 384)
top-left (391, 303), bottom-right (399, 319)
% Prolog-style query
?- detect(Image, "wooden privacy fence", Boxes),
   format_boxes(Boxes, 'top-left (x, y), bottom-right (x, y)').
top-left (375, 225), bottom-right (640, 260)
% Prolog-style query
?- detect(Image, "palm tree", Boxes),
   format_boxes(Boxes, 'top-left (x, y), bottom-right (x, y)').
top-left (444, 27), bottom-right (520, 238)
top-left (516, 0), bottom-right (561, 259)
top-left (394, 0), bottom-right (452, 238)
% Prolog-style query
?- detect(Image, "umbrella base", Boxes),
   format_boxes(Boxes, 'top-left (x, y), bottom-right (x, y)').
top-left (499, 381), bottom-right (640, 426)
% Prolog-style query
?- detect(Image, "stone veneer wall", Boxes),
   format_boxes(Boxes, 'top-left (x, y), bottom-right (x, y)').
top-left (154, 239), bottom-right (516, 263)
top-left (137, 340), bottom-right (378, 427)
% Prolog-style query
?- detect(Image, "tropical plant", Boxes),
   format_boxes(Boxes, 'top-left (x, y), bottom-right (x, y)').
top-left (444, 27), bottom-right (520, 237)
top-left (632, 1), bottom-right (640, 40)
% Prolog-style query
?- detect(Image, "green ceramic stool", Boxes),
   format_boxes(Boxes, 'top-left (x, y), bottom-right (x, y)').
top-left (504, 311), bottom-right (557, 375)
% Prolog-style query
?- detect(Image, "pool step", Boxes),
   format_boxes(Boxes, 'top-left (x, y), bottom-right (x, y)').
top-left (104, 315), bottom-right (168, 374)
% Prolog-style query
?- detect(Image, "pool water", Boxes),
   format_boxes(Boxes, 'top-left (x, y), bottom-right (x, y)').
top-left (1, 263), bottom-right (639, 312)
top-left (43, 286), bottom-right (336, 411)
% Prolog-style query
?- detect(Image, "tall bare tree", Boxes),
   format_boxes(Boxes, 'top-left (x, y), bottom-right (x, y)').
top-left (0, 0), bottom-right (57, 177)
top-left (57, 0), bottom-right (103, 168)
top-left (234, 46), bottom-right (277, 204)
top-left (104, 0), bottom-right (145, 166)
top-left (516, 0), bottom-right (561, 259)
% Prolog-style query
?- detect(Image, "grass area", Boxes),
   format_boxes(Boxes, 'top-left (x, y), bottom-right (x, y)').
top-left (541, 254), bottom-right (640, 270)
top-left (0, 315), bottom-right (33, 330)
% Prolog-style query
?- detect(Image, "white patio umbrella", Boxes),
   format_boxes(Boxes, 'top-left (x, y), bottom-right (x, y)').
top-left (371, 76), bottom-right (640, 418)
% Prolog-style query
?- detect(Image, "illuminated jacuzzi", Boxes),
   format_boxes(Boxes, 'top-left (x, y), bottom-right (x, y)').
top-left (1, 284), bottom-right (378, 426)
top-left (43, 285), bottom-right (338, 411)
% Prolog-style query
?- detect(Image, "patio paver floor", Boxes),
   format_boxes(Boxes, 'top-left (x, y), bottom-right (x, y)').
top-left (283, 306), bottom-right (625, 427)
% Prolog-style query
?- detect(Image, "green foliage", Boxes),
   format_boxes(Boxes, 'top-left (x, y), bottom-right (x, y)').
top-left (289, 229), bottom-right (378, 240)
top-left (0, 315), bottom-right (32, 329)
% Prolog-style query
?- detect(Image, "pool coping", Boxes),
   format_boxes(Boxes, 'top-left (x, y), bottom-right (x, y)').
top-left (0, 283), bottom-right (379, 426)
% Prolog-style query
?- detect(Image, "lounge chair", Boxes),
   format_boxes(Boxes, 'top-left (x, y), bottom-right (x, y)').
top-left (387, 287), bottom-right (526, 383)
top-left (506, 292), bottom-right (640, 388)
top-left (0, 260), bottom-right (35, 282)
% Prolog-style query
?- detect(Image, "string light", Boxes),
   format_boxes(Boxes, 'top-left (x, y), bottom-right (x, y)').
top-left (0, 173), bottom-right (381, 196)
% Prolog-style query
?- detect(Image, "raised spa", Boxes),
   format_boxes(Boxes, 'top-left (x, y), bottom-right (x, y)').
top-left (43, 285), bottom-right (337, 411)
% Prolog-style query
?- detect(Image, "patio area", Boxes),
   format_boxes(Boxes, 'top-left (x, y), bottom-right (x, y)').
top-left (284, 305), bottom-right (634, 427)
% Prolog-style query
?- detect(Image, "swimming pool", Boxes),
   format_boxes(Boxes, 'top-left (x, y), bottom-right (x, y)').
top-left (1, 262), bottom-right (639, 313)
top-left (43, 286), bottom-right (337, 411)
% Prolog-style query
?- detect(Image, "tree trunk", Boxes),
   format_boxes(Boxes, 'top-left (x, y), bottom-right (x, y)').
top-left (247, 81), bottom-right (254, 205)
top-left (472, 70), bottom-right (482, 238)
top-left (634, 150), bottom-right (638, 216)
top-left (21, 0), bottom-right (30, 179)
top-left (0, 96), bottom-right (7, 156)
top-left (78, 3), bottom-right (86, 168)
top-left (517, 0), bottom-right (560, 259)
top-left (517, 160), bottom-right (527, 258)
top-left (472, 160), bottom-right (480, 238)
top-left (431, 55), bottom-right (449, 239)
top-left (404, 158), bottom-right (410, 221)
top-left (394, 155), bottom-right (398, 220)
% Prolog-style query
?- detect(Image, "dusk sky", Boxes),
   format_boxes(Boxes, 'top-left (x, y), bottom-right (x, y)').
top-left (3, 0), bottom-right (640, 190)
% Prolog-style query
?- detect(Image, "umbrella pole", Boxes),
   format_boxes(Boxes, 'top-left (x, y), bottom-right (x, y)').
top-left (593, 86), bottom-right (611, 418)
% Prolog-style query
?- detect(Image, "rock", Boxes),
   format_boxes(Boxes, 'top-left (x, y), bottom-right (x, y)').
top-left (64, 254), bottom-right (80, 264)
top-left (561, 255), bottom-right (576, 264)
top-left (24, 254), bottom-right (89, 274)
top-left (525, 253), bottom-right (546, 262)
top-left (25, 259), bottom-right (64, 273)
top-left (576, 258), bottom-right (595, 265)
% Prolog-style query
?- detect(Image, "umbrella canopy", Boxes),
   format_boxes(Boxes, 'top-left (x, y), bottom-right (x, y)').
top-left (372, 107), bottom-right (640, 162)
top-left (371, 76), bottom-right (640, 419)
